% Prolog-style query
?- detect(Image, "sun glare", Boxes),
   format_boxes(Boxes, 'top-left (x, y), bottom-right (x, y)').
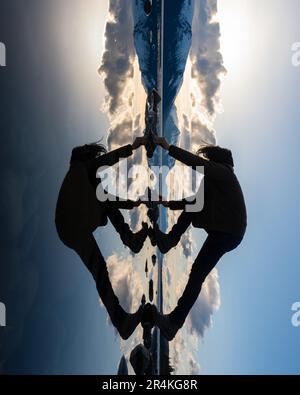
top-left (218, 0), bottom-right (257, 75)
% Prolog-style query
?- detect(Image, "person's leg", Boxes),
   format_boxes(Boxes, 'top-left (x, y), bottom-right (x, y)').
top-left (153, 211), bottom-right (193, 253)
top-left (106, 206), bottom-right (148, 253)
top-left (73, 233), bottom-right (142, 340)
top-left (154, 232), bottom-right (242, 340)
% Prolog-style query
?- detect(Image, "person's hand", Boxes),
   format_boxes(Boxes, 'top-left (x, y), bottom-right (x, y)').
top-left (132, 136), bottom-right (147, 150)
top-left (153, 136), bottom-right (170, 150)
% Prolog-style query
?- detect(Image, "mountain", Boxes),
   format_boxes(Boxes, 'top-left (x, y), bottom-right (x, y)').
top-left (133, 0), bottom-right (195, 167)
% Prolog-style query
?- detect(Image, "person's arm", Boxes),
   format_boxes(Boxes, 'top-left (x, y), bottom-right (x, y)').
top-left (168, 145), bottom-right (206, 168)
top-left (89, 137), bottom-right (147, 179)
top-left (91, 144), bottom-right (133, 171)
top-left (96, 181), bottom-right (142, 209)
top-left (164, 197), bottom-right (197, 210)
top-left (154, 136), bottom-right (204, 167)
top-left (106, 197), bottom-right (141, 210)
top-left (155, 137), bottom-right (223, 179)
top-left (91, 137), bottom-right (147, 170)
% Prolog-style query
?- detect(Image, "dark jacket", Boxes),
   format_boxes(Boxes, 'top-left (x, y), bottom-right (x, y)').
top-left (55, 144), bottom-right (134, 246)
top-left (168, 145), bottom-right (247, 238)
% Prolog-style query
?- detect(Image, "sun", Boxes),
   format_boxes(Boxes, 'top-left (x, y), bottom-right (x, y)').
top-left (218, 0), bottom-right (257, 75)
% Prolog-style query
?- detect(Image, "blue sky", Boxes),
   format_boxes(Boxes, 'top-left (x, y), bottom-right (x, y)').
top-left (1, 0), bottom-right (300, 374)
top-left (200, 0), bottom-right (300, 374)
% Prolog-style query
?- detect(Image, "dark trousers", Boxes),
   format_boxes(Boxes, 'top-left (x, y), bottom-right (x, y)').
top-left (162, 212), bottom-right (243, 328)
top-left (57, 206), bottom-right (138, 332)
top-left (70, 233), bottom-right (126, 330)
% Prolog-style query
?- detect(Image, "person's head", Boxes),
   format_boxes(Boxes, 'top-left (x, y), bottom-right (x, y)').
top-left (70, 141), bottom-right (107, 164)
top-left (197, 145), bottom-right (234, 167)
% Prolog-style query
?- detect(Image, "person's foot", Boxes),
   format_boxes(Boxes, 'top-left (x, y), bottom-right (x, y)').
top-left (129, 222), bottom-right (148, 254)
top-left (116, 305), bottom-right (144, 340)
top-left (151, 305), bottom-right (180, 341)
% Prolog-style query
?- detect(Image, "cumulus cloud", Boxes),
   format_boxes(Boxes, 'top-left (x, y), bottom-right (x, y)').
top-left (102, 253), bottom-right (147, 375)
top-left (106, 254), bottom-right (144, 313)
top-left (100, 1), bottom-right (146, 158)
top-left (181, 230), bottom-right (193, 259)
top-left (166, 256), bottom-right (220, 373)
top-left (190, 0), bottom-right (226, 116)
top-left (107, 117), bottom-right (133, 149)
top-left (190, 116), bottom-right (217, 148)
top-left (99, 0), bottom-right (136, 115)
top-left (174, 260), bottom-right (220, 322)
top-left (170, 330), bottom-right (200, 375)
top-left (188, 268), bottom-right (221, 337)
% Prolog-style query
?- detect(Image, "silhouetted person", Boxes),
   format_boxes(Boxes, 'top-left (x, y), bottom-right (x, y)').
top-left (55, 138), bottom-right (147, 339)
top-left (149, 137), bottom-right (247, 340)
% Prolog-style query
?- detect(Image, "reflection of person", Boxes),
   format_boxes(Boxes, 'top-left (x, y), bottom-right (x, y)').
top-left (149, 137), bottom-right (247, 341)
top-left (144, 90), bottom-right (161, 158)
top-left (144, 0), bottom-right (152, 16)
top-left (55, 138), bottom-right (147, 340)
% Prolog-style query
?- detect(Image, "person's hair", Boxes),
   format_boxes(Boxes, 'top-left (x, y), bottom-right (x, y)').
top-left (197, 145), bottom-right (234, 167)
top-left (70, 141), bottom-right (107, 164)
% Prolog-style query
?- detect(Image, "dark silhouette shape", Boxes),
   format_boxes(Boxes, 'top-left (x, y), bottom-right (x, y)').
top-left (106, 206), bottom-right (148, 254)
top-left (144, 90), bottom-right (161, 158)
top-left (144, 0), bottom-right (152, 16)
top-left (130, 344), bottom-right (151, 375)
top-left (149, 279), bottom-right (154, 302)
top-left (151, 327), bottom-right (174, 375)
top-left (117, 355), bottom-right (129, 375)
top-left (55, 140), bottom-right (147, 339)
top-left (141, 303), bottom-right (155, 349)
top-left (150, 138), bottom-right (247, 340)
top-left (197, 145), bottom-right (234, 167)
